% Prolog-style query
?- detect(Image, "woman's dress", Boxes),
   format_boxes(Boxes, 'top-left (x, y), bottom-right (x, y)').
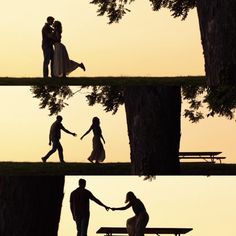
top-left (53, 32), bottom-right (80, 77)
top-left (88, 125), bottom-right (105, 163)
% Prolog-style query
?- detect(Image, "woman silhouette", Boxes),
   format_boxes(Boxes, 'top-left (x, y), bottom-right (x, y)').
top-left (52, 20), bottom-right (85, 77)
top-left (80, 117), bottom-right (105, 163)
top-left (111, 192), bottom-right (149, 236)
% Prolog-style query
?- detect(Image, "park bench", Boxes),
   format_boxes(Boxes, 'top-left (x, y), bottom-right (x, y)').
top-left (97, 227), bottom-right (193, 236)
top-left (179, 151), bottom-right (226, 163)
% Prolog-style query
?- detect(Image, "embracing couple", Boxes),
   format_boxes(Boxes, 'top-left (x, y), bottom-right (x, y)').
top-left (42, 16), bottom-right (86, 78)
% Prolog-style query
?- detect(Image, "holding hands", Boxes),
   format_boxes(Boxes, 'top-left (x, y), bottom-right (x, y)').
top-left (104, 206), bottom-right (116, 211)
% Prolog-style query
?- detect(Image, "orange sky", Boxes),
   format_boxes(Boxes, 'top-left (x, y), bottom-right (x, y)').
top-left (59, 176), bottom-right (236, 236)
top-left (0, 1), bottom-right (204, 77)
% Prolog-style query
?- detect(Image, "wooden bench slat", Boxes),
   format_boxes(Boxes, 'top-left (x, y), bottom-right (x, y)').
top-left (178, 152), bottom-right (226, 163)
top-left (180, 157), bottom-right (225, 159)
top-left (179, 152), bottom-right (222, 156)
top-left (97, 227), bottom-right (193, 235)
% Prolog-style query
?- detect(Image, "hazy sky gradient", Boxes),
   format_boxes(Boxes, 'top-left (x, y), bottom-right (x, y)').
top-left (0, 86), bottom-right (236, 163)
top-left (0, 2), bottom-right (235, 236)
top-left (59, 176), bottom-right (236, 236)
top-left (0, 1), bottom-right (204, 77)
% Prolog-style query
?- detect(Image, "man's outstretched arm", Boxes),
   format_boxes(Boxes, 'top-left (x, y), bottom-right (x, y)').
top-left (61, 125), bottom-right (77, 136)
top-left (90, 194), bottom-right (109, 211)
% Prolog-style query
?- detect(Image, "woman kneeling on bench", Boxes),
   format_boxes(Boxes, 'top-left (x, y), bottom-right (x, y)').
top-left (111, 191), bottom-right (149, 236)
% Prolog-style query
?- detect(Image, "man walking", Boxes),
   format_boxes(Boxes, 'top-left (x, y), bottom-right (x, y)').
top-left (42, 115), bottom-right (76, 163)
top-left (70, 179), bottom-right (109, 236)
top-left (42, 16), bottom-right (55, 77)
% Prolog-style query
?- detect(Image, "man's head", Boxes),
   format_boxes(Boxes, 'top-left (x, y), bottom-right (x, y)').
top-left (47, 16), bottom-right (54, 25)
top-left (79, 179), bottom-right (86, 188)
top-left (56, 115), bottom-right (63, 122)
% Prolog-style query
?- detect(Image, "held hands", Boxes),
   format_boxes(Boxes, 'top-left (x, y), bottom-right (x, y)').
top-left (104, 206), bottom-right (116, 211)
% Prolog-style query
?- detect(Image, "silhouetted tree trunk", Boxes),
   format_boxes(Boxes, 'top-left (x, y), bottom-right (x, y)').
top-left (124, 86), bottom-right (181, 175)
top-left (196, 0), bottom-right (236, 86)
top-left (0, 176), bottom-right (64, 236)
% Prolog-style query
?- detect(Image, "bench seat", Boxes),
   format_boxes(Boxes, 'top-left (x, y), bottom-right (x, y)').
top-left (97, 227), bottom-right (193, 236)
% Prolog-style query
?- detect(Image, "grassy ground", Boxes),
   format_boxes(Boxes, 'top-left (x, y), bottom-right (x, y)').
top-left (1, 162), bottom-right (236, 175)
top-left (0, 162), bottom-right (131, 175)
top-left (0, 76), bottom-right (206, 86)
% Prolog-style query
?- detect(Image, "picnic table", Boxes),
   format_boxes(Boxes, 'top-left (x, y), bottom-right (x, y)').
top-left (179, 151), bottom-right (226, 163)
top-left (97, 227), bottom-right (193, 236)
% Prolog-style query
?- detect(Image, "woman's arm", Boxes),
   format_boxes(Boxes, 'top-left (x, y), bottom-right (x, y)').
top-left (100, 134), bottom-right (105, 144)
top-left (111, 203), bottom-right (131, 211)
top-left (80, 126), bottom-right (92, 140)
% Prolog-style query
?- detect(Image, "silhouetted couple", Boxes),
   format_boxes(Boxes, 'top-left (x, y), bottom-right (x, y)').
top-left (70, 179), bottom-right (149, 236)
top-left (41, 116), bottom-right (105, 163)
top-left (42, 16), bottom-right (86, 78)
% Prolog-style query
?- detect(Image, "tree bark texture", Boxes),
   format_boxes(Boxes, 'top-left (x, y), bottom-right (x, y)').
top-left (196, 0), bottom-right (236, 86)
top-left (0, 176), bottom-right (64, 236)
top-left (124, 86), bottom-right (181, 175)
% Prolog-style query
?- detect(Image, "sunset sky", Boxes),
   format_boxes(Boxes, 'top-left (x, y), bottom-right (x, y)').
top-left (5, 1), bottom-right (234, 162)
top-left (1, 2), bottom-right (235, 236)
top-left (0, 86), bottom-right (236, 163)
top-left (0, 0), bottom-right (204, 77)
top-left (58, 176), bottom-right (236, 236)
top-left (0, 0), bottom-right (208, 165)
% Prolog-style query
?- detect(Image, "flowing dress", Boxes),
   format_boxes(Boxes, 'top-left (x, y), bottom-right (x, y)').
top-left (126, 199), bottom-right (149, 236)
top-left (53, 32), bottom-right (80, 77)
top-left (88, 125), bottom-right (105, 163)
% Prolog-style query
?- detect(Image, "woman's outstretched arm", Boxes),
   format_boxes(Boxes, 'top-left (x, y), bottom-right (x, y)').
top-left (111, 203), bottom-right (131, 211)
top-left (80, 126), bottom-right (92, 140)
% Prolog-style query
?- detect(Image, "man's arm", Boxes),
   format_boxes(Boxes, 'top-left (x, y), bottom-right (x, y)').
top-left (70, 193), bottom-right (76, 220)
top-left (42, 25), bottom-right (55, 40)
top-left (61, 125), bottom-right (77, 136)
top-left (90, 193), bottom-right (109, 211)
top-left (49, 128), bottom-right (52, 145)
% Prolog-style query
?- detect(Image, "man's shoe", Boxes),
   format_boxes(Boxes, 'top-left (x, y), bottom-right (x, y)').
top-left (80, 63), bottom-right (86, 71)
top-left (41, 157), bottom-right (46, 163)
top-left (60, 160), bottom-right (66, 163)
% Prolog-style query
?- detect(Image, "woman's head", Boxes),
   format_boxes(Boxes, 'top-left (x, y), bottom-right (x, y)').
top-left (125, 191), bottom-right (136, 203)
top-left (53, 20), bottom-right (62, 33)
top-left (92, 117), bottom-right (100, 126)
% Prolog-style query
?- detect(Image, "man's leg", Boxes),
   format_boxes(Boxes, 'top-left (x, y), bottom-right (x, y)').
top-left (57, 142), bottom-right (65, 163)
top-left (50, 49), bottom-right (54, 77)
top-left (42, 141), bottom-right (58, 161)
top-left (43, 47), bottom-right (50, 78)
top-left (80, 215), bottom-right (89, 236)
top-left (75, 218), bottom-right (82, 236)
top-left (43, 46), bottom-right (54, 78)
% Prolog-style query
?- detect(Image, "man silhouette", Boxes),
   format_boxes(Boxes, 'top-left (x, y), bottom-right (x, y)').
top-left (42, 16), bottom-right (55, 78)
top-left (70, 179), bottom-right (109, 236)
top-left (42, 115), bottom-right (76, 163)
